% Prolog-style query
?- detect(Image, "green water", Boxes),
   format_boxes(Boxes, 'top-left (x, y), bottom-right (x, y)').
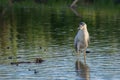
top-left (0, 1), bottom-right (120, 80)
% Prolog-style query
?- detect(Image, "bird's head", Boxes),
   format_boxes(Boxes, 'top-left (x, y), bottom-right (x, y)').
top-left (78, 22), bottom-right (87, 30)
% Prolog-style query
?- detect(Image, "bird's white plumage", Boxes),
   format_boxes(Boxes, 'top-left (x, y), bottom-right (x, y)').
top-left (74, 22), bottom-right (89, 53)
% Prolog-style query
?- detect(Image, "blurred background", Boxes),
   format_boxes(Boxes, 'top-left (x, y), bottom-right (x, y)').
top-left (0, 0), bottom-right (120, 80)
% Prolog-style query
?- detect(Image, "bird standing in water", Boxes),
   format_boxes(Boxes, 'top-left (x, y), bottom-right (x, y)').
top-left (74, 22), bottom-right (89, 63)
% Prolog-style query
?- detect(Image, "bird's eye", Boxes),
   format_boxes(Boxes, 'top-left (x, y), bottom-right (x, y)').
top-left (81, 24), bottom-right (84, 26)
top-left (80, 22), bottom-right (86, 26)
top-left (82, 24), bottom-right (84, 26)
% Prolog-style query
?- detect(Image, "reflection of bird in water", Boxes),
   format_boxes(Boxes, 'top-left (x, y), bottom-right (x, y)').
top-left (75, 60), bottom-right (90, 80)
top-left (74, 22), bottom-right (89, 63)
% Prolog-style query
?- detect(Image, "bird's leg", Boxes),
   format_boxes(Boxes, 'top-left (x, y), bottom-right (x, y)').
top-left (84, 48), bottom-right (86, 64)
top-left (76, 50), bottom-right (80, 60)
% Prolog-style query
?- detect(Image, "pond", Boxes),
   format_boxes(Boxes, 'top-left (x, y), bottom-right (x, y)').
top-left (0, 3), bottom-right (120, 80)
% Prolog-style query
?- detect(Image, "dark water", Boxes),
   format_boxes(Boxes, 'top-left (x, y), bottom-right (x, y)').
top-left (0, 4), bottom-right (120, 80)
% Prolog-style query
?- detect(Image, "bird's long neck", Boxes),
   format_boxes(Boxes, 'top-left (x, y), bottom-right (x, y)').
top-left (83, 27), bottom-right (88, 31)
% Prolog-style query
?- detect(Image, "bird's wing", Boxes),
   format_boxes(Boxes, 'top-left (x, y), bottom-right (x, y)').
top-left (74, 35), bottom-right (78, 46)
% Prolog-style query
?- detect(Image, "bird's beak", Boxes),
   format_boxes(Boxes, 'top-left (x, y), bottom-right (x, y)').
top-left (78, 25), bottom-right (83, 30)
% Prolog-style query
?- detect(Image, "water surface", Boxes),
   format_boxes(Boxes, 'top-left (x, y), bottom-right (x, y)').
top-left (0, 3), bottom-right (120, 80)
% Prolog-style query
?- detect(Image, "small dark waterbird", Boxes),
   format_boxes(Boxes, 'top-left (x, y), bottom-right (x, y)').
top-left (74, 22), bottom-right (90, 63)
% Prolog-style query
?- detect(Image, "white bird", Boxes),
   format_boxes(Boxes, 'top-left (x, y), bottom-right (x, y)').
top-left (74, 22), bottom-right (89, 63)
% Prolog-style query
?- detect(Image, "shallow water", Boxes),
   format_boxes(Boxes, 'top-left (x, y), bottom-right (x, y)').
top-left (0, 4), bottom-right (120, 80)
